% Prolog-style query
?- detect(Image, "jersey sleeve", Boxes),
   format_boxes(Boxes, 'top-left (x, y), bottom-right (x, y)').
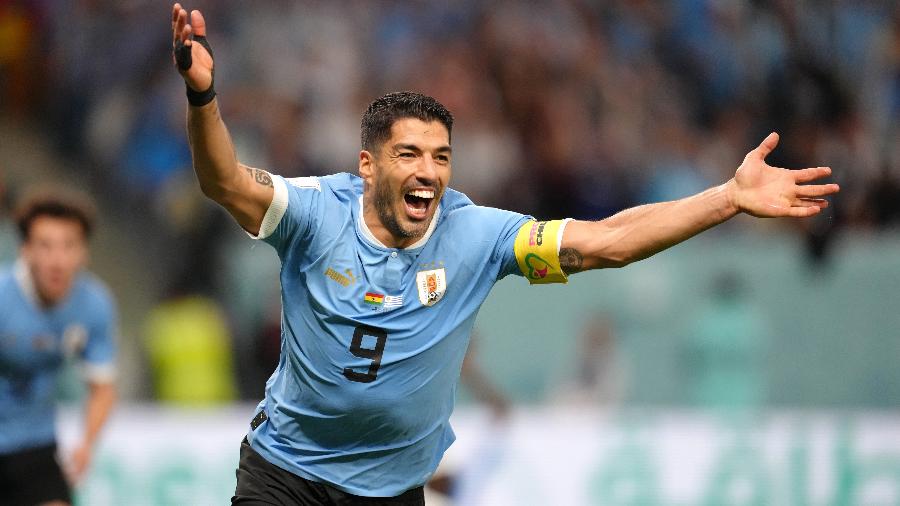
top-left (477, 210), bottom-right (573, 284)
top-left (476, 207), bottom-right (532, 281)
top-left (248, 175), bottom-right (324, 258)
top-left (81, 286), bottom-right (118, 384)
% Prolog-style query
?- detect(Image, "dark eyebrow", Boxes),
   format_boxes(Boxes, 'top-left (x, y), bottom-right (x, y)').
top-left (393, 143), bottom-right (452, 154)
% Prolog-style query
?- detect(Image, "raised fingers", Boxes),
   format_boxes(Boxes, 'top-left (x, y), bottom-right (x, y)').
top-left (182, 23), bottom-right (193, 45)
top-left (785, 205), bottom-right (822, 218)
top-left (794, 198), bottom-right (829, 208)
top-left (173, 5), bottom-right (189, 45)
top-left (173, 4), bottom-right (183, 37)
top-left (752, 132), bottom-right (780, 161)
top-left (191, 9), bottom-right (207, 37)
top-left (795, 182), bottom-right (840, 199)
top-left (794, 166), bottom-right (832, 183)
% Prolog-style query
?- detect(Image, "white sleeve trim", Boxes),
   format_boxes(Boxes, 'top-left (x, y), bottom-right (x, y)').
top-left (247, 176), bottom-right (289, 240)
top-left (556, 218), bottom-right (573, 254)
top-left (83, 362), bottom-right (117, 384)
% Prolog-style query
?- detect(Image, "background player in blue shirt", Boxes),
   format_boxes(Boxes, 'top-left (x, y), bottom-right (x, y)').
top-left (0, 189), bottom-right (118, 506)
top-left (172, 5), bottom-right (840, 504)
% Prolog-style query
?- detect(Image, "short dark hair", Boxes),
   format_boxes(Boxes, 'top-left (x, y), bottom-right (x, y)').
top-left (14, 188), bottom-right (97, 240)
top-left (361, 91), bottom-right (454, 152)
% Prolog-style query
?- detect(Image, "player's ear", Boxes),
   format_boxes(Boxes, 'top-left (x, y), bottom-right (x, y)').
top-left (359, 150), bottom-right (375, 182)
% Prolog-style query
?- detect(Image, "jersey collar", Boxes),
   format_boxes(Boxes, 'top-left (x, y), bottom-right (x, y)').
top-left (13, 259), bottom-right (40, 307)
top-left (357, 195), bottom-right (441, 250)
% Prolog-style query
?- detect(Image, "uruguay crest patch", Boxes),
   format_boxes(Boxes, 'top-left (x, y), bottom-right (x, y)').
top-left (416, 268), bottom-right (446, 306)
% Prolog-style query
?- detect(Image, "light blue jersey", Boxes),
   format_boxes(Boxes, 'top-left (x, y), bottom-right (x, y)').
top-left (248, 173), bottom-right (530, 496)
top-left (0, 262), bottom-right (117, 454)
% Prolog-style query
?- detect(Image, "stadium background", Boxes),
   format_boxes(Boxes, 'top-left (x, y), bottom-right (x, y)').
top-left (2, 0), bottom-right (900, 504)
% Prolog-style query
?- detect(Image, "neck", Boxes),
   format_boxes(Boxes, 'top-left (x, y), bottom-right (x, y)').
top-left (14, 259), bottom-right (66, 308)
top-left (36, 291), bottom-right (60, 308)
top-left (362, 200), bottom-right (417, 249)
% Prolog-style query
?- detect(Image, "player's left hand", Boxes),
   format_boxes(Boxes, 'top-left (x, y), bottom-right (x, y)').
top-left (66, 443), bottom-right (92, 484)
top-left (727, 132), bottom-right (840, 218)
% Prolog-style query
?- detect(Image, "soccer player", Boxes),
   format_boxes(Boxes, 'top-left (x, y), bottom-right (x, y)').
top-left (171, 5), bottom-right (840, 504)
top-left (0, 190), bottom-right (117, 506)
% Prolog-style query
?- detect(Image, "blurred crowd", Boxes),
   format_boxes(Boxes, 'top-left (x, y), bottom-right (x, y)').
top-left (2, 0), bottom-right (900, 401)
top-left (4, 0), bottom-right (899, 216)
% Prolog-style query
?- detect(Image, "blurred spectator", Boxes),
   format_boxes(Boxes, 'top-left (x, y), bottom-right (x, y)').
top-left (143, 293), bottom-right (237, 405)
top-left (862, 164), bottom-right (900, 228)
top-left (0, 179), bottom-right (17, 263)
top-left (0, 1), bottom-right (42, 118)
top-left (426, 334), bottom-right (511, 505)
top-left (118, 64), bottom-right (193, 195)
top-left (552, 313), bottom-right (627, 407)
top-left (682, 272), bottom-right (769, 411)
top-left (458, 337), bottom-right (511, 420)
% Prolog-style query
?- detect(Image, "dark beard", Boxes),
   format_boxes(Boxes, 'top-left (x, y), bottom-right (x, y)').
top-left (372, 176), bottom-right (424, 239)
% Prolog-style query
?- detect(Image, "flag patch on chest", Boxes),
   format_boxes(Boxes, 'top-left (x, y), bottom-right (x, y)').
top-left (383, 295), bottom-right (403, 308)
top-left (363, 292), bottom-right (403, 311)
top-left (364, 292), bottom-right (384, 305)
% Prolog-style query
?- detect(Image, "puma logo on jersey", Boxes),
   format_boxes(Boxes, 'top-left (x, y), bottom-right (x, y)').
top-left (325, 267), bottom-right (356, 287)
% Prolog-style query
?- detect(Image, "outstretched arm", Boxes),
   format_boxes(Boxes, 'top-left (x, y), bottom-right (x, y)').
top-left (560, 133), bottom-right (840, 272)
top-left (171, 4), bottom-right (273, 235)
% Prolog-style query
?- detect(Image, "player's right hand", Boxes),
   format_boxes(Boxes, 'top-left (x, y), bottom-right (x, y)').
top-left (171, 3), bottom-right (213, 93)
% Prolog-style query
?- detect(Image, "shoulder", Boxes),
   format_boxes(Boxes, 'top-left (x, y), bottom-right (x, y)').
top-left (322, 172), bottom-right (361, 190)
top-left (0, 265), bottom-right (13, 285)
top-left (441, 188), bottom-right (527, 223)
top-left (72, 272), bottom-right (116, 318)
top-left (283, 172), bottom-right (359, 194)
top-left (0, 266), bottom-right (14, 298)
top-left (437, 190), bottom-right (530, 238)
top-left (282, 172), bottom-right (361, 205)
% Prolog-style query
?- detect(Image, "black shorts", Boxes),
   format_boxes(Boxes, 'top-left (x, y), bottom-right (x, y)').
top-left (232, 437), bottom-right (425, 506)
top-left (0, 443), bottom-right (72, 506)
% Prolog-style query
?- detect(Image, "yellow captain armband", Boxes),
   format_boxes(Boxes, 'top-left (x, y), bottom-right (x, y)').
top-left (513, 219), bottom-right (570, 284)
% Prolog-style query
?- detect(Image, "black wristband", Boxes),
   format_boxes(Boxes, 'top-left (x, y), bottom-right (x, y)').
top-left (186, 83), bottom-right (216, 107)
top-left (174, 35), bottom-right (216, 107)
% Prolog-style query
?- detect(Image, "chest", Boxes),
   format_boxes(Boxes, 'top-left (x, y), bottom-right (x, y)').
top-left (0, 306), bottom-right (88, 371)
top-left (320, 248), bottom-right (453, 309)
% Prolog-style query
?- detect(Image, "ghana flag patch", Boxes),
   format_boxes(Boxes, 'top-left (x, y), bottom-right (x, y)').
top-left (364, 292), bottom-right (384, 305)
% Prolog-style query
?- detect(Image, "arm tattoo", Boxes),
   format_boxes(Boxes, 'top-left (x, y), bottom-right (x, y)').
top-left (559, 247), bottom-right (584, 274)
top-left (244, 167), bottom-right (274, 187)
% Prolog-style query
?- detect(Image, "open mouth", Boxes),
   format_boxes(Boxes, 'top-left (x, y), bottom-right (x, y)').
top-left (403, 189), bottom-right (435, 220)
